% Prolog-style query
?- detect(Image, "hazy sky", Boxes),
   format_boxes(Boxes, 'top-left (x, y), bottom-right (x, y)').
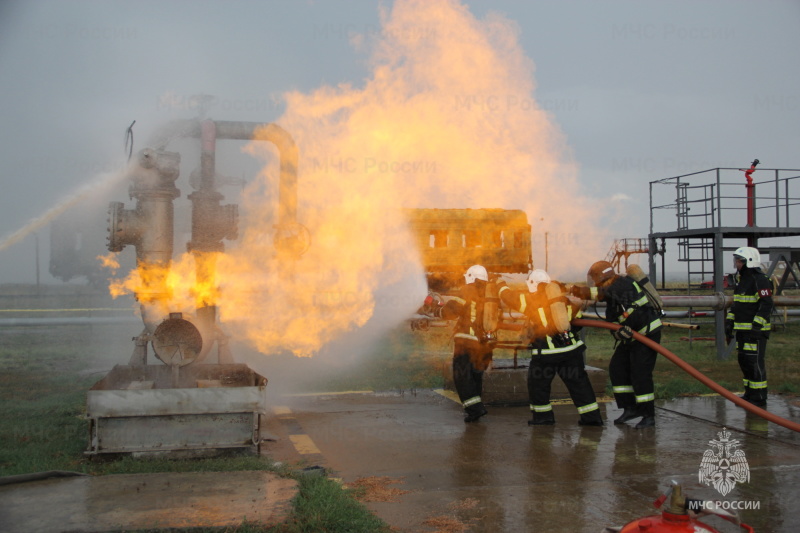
top-left (1, 0), bottom-right (799, 285)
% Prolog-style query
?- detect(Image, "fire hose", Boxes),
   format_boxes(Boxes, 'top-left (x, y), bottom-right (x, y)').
top-left (572, 318), bottom-right (800, 433)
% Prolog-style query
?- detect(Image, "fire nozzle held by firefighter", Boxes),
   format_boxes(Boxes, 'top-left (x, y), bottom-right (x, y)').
top-left (421, 293), bottom-right (445, 318)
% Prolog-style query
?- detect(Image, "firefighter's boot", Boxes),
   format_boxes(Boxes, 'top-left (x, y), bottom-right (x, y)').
top-left (747, 397), bottom-right (767, 408)
top-left (739, 386), bottom-right (751, 401)
top-left (463, 404), bottom-right (488, 423)
top-left (739, 385), bottom-right (766, 407)
top-left (528, 411), bottom-right (555, 426)
top-left (634, 402), bottom-right (656, 429)
top-left (578, 412), bottom-right (604, 426)
top-left (613, 407), bottom-right (642, 425)
top-left (635, 416), bottom-right (656, 429)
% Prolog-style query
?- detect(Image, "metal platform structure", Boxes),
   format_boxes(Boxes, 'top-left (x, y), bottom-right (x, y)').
top-left (605, 238), bottom-right (650, 271)
top-left (646, 165), bottom-right (800, 358)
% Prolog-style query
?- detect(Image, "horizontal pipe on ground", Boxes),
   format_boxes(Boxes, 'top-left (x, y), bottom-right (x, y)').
top-left (578, 294), bottom-right (800, 311)
top-left (0, 317), bottom-right (142, 327)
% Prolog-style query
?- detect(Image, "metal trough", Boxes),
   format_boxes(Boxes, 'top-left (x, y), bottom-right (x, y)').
top-left (86, 364), bottom-right (267, 456)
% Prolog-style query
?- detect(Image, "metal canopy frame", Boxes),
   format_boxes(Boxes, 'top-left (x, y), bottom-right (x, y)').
top-left (646, 167), bottom-right (800, 359)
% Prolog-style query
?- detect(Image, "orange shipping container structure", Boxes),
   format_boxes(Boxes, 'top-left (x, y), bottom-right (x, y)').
top-left (404, 208), bottom-right (533, 291)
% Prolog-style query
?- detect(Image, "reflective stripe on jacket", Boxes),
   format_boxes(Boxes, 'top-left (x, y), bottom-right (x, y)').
top-left (442, 282), bottom-right (486, 343)
top-left (498, 281), bottom-right (584, 354)
top-left (597, 276), bottom-right (662, 335)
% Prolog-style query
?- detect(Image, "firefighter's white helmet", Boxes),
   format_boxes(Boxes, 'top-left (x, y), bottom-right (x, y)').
top-left (733, 246), bottom-right (761, 268)
top-left (526, 269), bottom-right (551, 293)
top-left (464, 265), bottom-right (488, 284)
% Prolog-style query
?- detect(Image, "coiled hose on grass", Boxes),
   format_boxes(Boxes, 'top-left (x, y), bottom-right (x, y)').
top-left (572, 318), bottom-right (800, 433)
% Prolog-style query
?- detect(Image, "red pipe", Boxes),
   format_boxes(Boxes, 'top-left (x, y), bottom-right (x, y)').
top-left (743, 159), bottom-right (758, 246)
top-left (573, 318), bottom-right (800, 433)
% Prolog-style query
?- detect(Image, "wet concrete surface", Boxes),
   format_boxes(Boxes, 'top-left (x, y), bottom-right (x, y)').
top-left (0, 470), bottom-right (296, 533)
top-left (2, 391), bottom-right (798, 532)
top-left (262, 390), bottom-right (800, 533)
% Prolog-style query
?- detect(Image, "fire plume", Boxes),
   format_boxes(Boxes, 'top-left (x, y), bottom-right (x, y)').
top-left (106, 0), bottom-right (608, 358)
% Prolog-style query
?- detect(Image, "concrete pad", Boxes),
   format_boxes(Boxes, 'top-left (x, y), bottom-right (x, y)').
top-left (0, 470), bottom-right (297, 533)
top-left (443, 358), bottom-right (608, 404)
top-left (482, 362), bottom-right (607, 404)
top-left (262, 390), bottom-right (800, 533)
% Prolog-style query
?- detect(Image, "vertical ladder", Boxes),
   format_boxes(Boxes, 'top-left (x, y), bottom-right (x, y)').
top-left (676, 183), bottom-right (718, 288)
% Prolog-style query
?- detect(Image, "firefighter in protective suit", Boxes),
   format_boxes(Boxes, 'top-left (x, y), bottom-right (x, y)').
top-left (571, 261), bottom-right (662, 429)
top-left (725, 247), bottom-right (773, 408)
top-left (430, 265), bottom-right (494, 422)
top-left (497, 270), bottom-right (603, 426)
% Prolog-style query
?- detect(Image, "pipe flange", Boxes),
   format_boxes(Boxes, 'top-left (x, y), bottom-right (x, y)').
top-left (273, 222), bottom-right (311, 258)
top-left (152, 316), bottom-right (205, 367)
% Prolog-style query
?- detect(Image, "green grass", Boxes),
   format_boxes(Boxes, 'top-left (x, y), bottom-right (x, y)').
top-left (276, 475), bottom-right (390, 533)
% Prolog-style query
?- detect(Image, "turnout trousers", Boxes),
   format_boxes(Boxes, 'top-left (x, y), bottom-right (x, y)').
top-left (609, 330), bottom-right (661, 417)
top-left (528, 344), bottom-right (601, 424)
top-left (737, 335), bottom-right (768, 403)
top-left (452, 339), bottom-right (490, 417)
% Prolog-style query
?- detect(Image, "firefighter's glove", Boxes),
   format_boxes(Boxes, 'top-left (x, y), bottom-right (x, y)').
top-left (569, 285), bottom-right (583, 298)
top-left (612, 325), bottom-right (634, 342)
top-left (552, 332), bottom-right (571, 348)
top-left (724, 320), bottom-right (734, 341)
top-left (421, 295), bottom-right (442, 318)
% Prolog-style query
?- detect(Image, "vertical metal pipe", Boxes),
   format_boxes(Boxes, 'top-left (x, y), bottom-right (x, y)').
top-left (785, 172), bottom-right (790, 226)
top-left (648, 180), bottom-right (654, 236)
top-left (190, 120), bottom-right (221, 326)
top-left (107, 149), bottom-right (181, 333)
top-left (35, 232), bottom-right (40, 289)
top-left (744, 162), bottom-right (757, 247)
top-left (715, 168), bottom-right (721, 227)
top-left (200, 120), bottom-right (216, 192)
top-left (775, 168), bottom-right (780, 227)
top-left (713, 232), bottom-right (727, 360)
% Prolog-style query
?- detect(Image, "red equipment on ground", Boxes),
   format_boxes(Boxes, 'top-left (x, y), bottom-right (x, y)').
top-left (606, 482), bottom-right (754, 533)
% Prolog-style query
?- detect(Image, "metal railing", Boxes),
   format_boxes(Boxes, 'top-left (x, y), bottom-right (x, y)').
top-left (650, 167), bottom-right (800, 234)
